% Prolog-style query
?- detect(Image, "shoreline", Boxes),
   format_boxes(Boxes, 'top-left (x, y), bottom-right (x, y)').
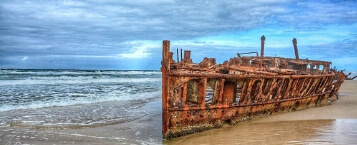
top-left (1, 80), bottom-right (356, 144)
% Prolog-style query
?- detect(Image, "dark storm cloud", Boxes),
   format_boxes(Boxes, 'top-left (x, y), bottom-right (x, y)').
top-left (0, 0), bottom-right (289, 52)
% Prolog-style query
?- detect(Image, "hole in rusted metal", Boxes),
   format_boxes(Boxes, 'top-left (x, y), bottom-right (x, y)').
top-left (280, 79), bottom-right (290, 97)
top-left (223, 80), bottom-right (237, 104)
top-left (236, 79), bottom-right (243, 103)
top-left (251, 80), bottom-right (262, 101)
top-left (225, 119), bottom-right (232, 125)
top-left (205, 79), bottom-right (215, 104)
top-left (186, 79), bottom-right (199, 105)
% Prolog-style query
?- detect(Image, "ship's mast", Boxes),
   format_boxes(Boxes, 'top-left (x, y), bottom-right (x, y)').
top-left (261, 35), bottom-right (265, 58)
top-left (292, 38), bottom-right (299, 60)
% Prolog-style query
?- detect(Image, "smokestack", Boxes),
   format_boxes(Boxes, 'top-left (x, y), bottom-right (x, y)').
top-left (292, 38), bottom-right (299, 60)
top-left (261, 35), bottom-right (265, 57)
top-left (177, 48), bottom-right (179, 62)
top-left (183, 50), bottom-right (192, 63)
top-left (180, 49), bottom-right (183, 62)
top-left (184, 50), bottom-right (191, 60)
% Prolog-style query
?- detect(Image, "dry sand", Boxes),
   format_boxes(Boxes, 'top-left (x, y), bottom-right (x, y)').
top-left (1, 80), bottom-right (357, 145)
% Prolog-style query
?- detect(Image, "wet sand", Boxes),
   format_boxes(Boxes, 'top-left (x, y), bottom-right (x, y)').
top-left (166, 119), bottom-right (357, 145)
top-left (0, 98), bottom-right (163, 145)
top-left (1, 80), bottom-right (357, 144)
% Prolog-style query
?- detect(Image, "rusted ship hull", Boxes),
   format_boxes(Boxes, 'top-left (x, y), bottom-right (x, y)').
top-left (161, 36), bottom-right (345, 139)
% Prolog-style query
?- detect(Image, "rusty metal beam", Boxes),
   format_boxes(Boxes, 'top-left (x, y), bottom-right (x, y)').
top-left (161, 40), bottom-right (170, 137)
top-left (169, 72), bottom-right (334, 79)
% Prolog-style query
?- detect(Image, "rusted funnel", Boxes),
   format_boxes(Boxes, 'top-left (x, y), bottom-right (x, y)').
top-left (184, 50), bottom-right (191, 60)
top-left (183, 50), bottom-right (192, 63)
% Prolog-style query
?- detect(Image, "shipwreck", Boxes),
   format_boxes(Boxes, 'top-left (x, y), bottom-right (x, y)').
top-left (161, 36), bottom-right (345, 139)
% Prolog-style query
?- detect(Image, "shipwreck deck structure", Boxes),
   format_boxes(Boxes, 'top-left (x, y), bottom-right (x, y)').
top-left (161, 36), bottom-right (345, 139)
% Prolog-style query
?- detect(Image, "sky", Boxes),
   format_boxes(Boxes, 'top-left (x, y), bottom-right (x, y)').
top-left (0, 0), bottom-right (356, 71)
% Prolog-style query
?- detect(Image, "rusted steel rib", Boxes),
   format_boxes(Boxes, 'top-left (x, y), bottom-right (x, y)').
top-left (169, 72), bottom-right (334, 78)
top-left (161, 36), bottom-right (345, 140)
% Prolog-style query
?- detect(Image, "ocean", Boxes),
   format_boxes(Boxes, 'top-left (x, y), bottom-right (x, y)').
top-left (0, 69), bottom-right (161, 129)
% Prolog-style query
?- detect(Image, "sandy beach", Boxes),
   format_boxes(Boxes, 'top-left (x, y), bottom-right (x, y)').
top-left (1, 80), bottom-right (357, 145)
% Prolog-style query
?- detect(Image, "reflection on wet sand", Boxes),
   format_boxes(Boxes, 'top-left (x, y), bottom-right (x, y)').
top-left (166, 119), bottom-right (357, 145)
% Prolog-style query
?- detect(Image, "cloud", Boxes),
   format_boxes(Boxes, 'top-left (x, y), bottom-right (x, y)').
top-left (276, 0), bottom-right (357, 29)
top-left (2, 0), bottom-right (354, 51)
top-left (118, 51), bottom-right (151, 58)
top-left (22, 56), bottom-right (28, 61)
top-left (0, 0), bottom-right (290, 47)
top-left (0, 0), bottom-right (356, 70)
